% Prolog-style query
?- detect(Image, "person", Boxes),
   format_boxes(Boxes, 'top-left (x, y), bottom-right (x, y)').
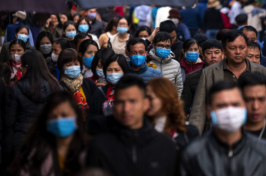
top-left (59, 13), bottom-right (69, 25)
top-left (189, 30), bottom-right (266, 134)
top-left (109, 17), bottom-right (131, 56)
top-left (148, 32), bottom-right (183, 97)
top-left (90, 48), bottom-right (115, 87)
top-left (238, 72), bottom-right (266, 140)
top-left (235, 14), bottom-right (248, 29)
top-left (216, 29), bottom-right (230, 42)
top-left (134, 5), bottom-right (151, 27)
top-left (192, 32), bottom-right (208, 57)
top-left (73, 13), bottom-right (80, 24)
top-left (61, 21), bottom-right (77, 48)
top-left (247, 41), bottom-right (261, 64)
top-left (159, 20), bottom-right (184, 61)
top-left (2, 50), bottom-right (60, 173)
top-left (168, 8), bottom-right (191, 42)
top-left (78, 39), bottom-right (99, 78)
top-left (180, 39), bottom-right (204, 79)
top-left (146, 77), bottom-right (199, 149)
top-left (0, 26), bottom-right (34, 63)
top-left (77, 168), bottom-right (111, 176)
top-left (57, 48), bottom-right (98, 121)
top-left (36, 31), bottom-right (54, 59)
top-left (126, 38), bottom-right (162, 83)
top-left (155, 6), bottom-right (172, 28)
top-left (181, 39), bottom-right (224, 115)
top-left (180, 7), bottom-right (200, 36)
top-left (40, 13), bottom-right (62, 40)
top-left (10, 91), bottom-right (89, 176)
top-left (228, 0), bottom-right (244, 25)
top-left (134, 26), bottom-right (151, 39)
top-left (89, 54), bottom-right (129, 117)
top-left (87, 75), bottom-right (177, 176)
top-left (101, 7), bottom-right (121, 23)
top-left (85, 8), bottom-right (105, 38)
top-left (179, 80), bottom-right (266, 176)
top-left (204, 0), bottom-right (224, 39)
top-left (98, 17), bottom-right (118, 48)
top-left (74, 33), bottom-right (91, 51)
top-left (220, 7), bottom-right (232, 29)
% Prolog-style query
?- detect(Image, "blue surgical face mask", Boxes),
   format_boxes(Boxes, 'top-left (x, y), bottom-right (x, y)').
top-left (66, 31), bottom-right (77, 39)
top-left (64, 66), bottom-right (81, 79)
top-left (78, 24), bottom-right (89, 33)
top-left (47, 118), bottom-right (77, 137)
top-left (117, 27), bottom-right (128, 34)
top-left (96, 69), bottom-right (104, 77)
top-left (155, 47), bottom-right (171, 59)
top-left (185, 52), bottom-right (199, 63)
top-left (130, 54), bottom-right (146, 67)
top-left (107, 73), bottom-right (123, 85)
top-left (88, 13), bottom-right (97, 19)
top-left (83, 56), bottom-right (94, 68)
top-left (17, 34), bottom-right (28, 42)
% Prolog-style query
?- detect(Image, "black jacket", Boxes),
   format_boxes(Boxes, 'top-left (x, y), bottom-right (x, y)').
top-left (171, 40), bottom-right (183, 61)
top-left (174, 124), bottom-right (199, 150)
top-left (179, 132), bottom-right (266, 176)
top-left (0, 79), bottom-right (9, 145)
top-left (2, 78), bottom-right (53, 153)
top-left (90, 19), bottom-right (105, 38)
top-left (45, 57), bottom-right (57, 79)
top-left (86, 116), bottom-right (177, 176)
top-left (181, 67), bottom-right (203, 115)
top-left (203, 8), bottom-right (224, 30)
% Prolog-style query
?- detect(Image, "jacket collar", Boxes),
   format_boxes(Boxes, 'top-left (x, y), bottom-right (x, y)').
top-left (128, 62), bottom-right (148, 74)
top-left (149, 48), bottom-right (175, 64)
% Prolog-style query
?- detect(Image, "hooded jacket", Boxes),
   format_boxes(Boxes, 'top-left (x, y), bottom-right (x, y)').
top-left (148, 49), bottom-right (183, 97)
top-left (243, 5), bottom-right (266, 32)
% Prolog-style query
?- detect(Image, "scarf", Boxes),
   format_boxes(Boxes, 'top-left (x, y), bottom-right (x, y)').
top-left (11, 61), bottom-right (22, 80)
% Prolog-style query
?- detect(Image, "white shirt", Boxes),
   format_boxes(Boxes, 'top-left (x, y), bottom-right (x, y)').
top-left (228, 1), bottom-right (243, 24)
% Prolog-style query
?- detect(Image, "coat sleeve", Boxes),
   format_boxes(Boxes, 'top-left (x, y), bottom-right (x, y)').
top-left (189, 69), bottom-right (207, 134)
top-left (181, 76), bottom-right (193, 115)
top-left (0, 44), bottom-right (9, 63)
top-left (176, 66), bottom-right (183, 98)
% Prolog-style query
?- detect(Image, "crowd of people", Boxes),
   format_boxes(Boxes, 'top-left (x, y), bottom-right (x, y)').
top-left (1, 1), bottom-right (266, 175)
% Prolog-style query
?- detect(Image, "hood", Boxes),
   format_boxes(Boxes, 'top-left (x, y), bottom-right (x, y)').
top-left (244, 5), bottom-right (254, 14)
top-left (149, 48), bottom-right (175, 64)
top-left (16, 78), bottom-right (52, 103)
top-left (128, 62), bottom-right (148, 74)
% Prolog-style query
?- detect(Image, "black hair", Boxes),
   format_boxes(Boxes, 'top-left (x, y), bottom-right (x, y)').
top-left (114, 75), bottom-right (146, 98)
top-left (126, 38), bottom-right (147, 52)
top-left (216, 29), bottom-right (230, 41)
top-left (153, 32), bottom-right (172, 45)
top-left (192, 32), bottom-right (208, 47)
top-left (240, 25), bottom-right (258, 37)
top-left (0, 63), bottom-right (11, 85)
top-left (53, 38), bottom-right (71, 51)
top-left (135, 26), bottom-right (152, 38)
top-left (103, 54), bottom-right (129, 78)
top-left (76, 16), bottom-right (92, 34)
top-left (9, 39), bottom-right (26, 51)
top-left (57, 13), bottom-right (70, 28)
top-left (235, 14), bottom-right (248, 26)
top-left (247, 41), bottom-right (261, 51)
top-left (74, 33), bottom-right (91, 48)
top-left (105, 17), bottom-right (119, 33)
top-left (222, 30), bottom-right (248, 48)
top-left (19, 50), bottom-right (60, 99)
top-left (202, 39), bottom-right (223, 54)
top-left (73, 13), bottom-right (80, 22)
top-left (15, 25), bottom-right (29, 34)
top-left (159, 20), bottom-right (176, 33)
top-left (62, 21), bottom-right (76, 38)
top-left (78, 39), bottom-right (99, 56)
top-left (117, 17), bottom-right (131, 27)
top-left (208, 80), bottom-right (239, 105)
top-left (183, 38), bottom-right (199, 52)
top-left (238, 72), bottom-right (266, 91)
top-left (36, 31), bottom-right (54, 51)
top-left (91, 48), bottom-right (115, 80)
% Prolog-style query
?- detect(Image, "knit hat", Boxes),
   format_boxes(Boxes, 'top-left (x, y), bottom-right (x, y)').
top-left (168, 9), bottom-right (181, 19)
top-left (13, 11), bottom-right (26, 20)
top-left (193, 32), bottom-right (208, 46)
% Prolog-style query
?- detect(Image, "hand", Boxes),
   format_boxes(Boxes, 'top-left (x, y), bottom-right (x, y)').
top-left (96, 80), bottom-right (106, 88)
top-left (46, 18), bottom-right (51, 27)
top-left (147, 27), bottom-right (160, 42)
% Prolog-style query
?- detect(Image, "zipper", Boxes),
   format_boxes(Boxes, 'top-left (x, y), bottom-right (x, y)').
top-left (160, 60), bottom-right (163, 75)
top-left (132, 146), bottom-right (137, 163)
top-left (228, 149), bottom-right (233, 157)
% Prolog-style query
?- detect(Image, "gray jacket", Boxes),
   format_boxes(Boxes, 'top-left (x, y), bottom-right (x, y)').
top-left (189, 59), bottom-right (266, 134)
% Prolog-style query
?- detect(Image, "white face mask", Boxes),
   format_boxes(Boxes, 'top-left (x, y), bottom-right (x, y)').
top-left (51, 53), bottom-right (59, 62)
top-left (11, 54), bottom-right (22, 63)
top-left (171, 18), bottom-right (179, 25)
top-left (211, 107), bottom-right (247, 133)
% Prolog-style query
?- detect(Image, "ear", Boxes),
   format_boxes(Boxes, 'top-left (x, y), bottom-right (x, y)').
top-left (145, 51), bottom-right (148, 56)
top-left (15, 33), bottom-right (18, 38)
top-left (126, 50), bottom-right (130, 57)
top-left (153, 43), bottom-right (156, 50)
top-left (143, 97), bottom-right (150, 112)
top-left (78, 52), bottom-right (83, 58)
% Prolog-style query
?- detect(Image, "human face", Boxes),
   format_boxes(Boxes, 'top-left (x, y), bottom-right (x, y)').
top-left (113, 86), bottom-right (149, 129)
top-left (169, 30), bottom-right (177, 45)
top-left (96, 59), bottom-right (103, 69)
top-left (224, 36), bottom-right (247, 65)
top-left (138, 30), bottom-right (149, 39)
top-left (63, 59), bottom-right (80, 68)
top-left (40, 36), bottom-right (52, 45)
top-left (127, 43), bottom-right (147, 57)
top-left (64, 24), bottom-right (76, 34)
top-left (118, 18), bottom-right (129, 29)
top-left (83, 44), bottom-right (98, 57)
top-left (60, 14), bottom-right (68, 25)
top-left (86, 8), bottom-right (97, 15)
top-left (146, 85), bottom-right (164, 117)
top-left (10, 44), bottom-right (24, 56)
top-left (15, 28), bottom-right (28, 38)
top-left (76, 36), bottom-right (90, 50)
top-left (106, 61), bottom-right (123, 74)
top-left (247, 47), bottom-right (260, 64)
top-left (153, 40), bottom-right (171, 50)
top-left (203, 48), bottom-right (224, 66)
top-left (80, 19), bottom-right (88, 25)
top-left (73, 15), bottom-right (80, 24)
top-left (48, 101), bottom-right (76, 121)
top-left (52, 43), bottom-right (62, 55)
top-left (243, 85), bottom-right (266, 124)
top-left (50, 14), bottom-right (58, 26)
top-left (186, 43), bottom-right (199, 53)
top-left (242, 30), bottom-right (257, 43)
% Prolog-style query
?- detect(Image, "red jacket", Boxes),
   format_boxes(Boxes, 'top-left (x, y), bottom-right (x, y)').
top-left (220, 12), bottom-right (232, 29)
top-left (180, 58), bottom-right (204, 75)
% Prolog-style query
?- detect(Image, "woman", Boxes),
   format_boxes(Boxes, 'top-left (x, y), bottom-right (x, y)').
top-left (146, 77), bottom-right (199, 149)
top-left (180, 39), bottom-right (204, 80)
top-left (57, 48), bottom-right (98, 120)
top-left (11, 91), bottom-right (89, 176)
top-left (90, 48), bottom-right (115, 87)
top-left (134, 26), bottom-right (151, 40)
top-left (0, 26), bottom-right (34, 63)
top-left (2, 50), bottom-right (60, 170)
top-left (78, 39), bottom-right (99, 78)
top-left (109, 17), bottom-right (131, 56)
top-left (60, 13), bottom-right (69, 25)
top-left (36, 31), bottom-right (54, 58)
top-left (40, 14), bottom-right (62, 40)
top-left (90, 54), bottom-right (129, 117)
top-left (73, 13), bottom-right (81, 24)
top-left (98, 17), bottom-right (118, 48)
top-left (62, 21), bottom-right (77, 48)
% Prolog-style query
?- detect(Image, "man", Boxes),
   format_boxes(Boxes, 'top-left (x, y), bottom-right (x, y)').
top-left (247, 41), bottom-right (261, 64)
top-left (181, 39), bottom-right (224, 115)
top-left (148, 32), bottom-right (183, 97)
top-left (189, 30), bottom-right (266, 134)
top-left (101, 7), bottom-right (121, 23)
top-left (239, 72), bottom-right (266, 140)
top-left (159, 20), bottom-right (183, 61)
top-left (180, 7), bottom-right (200, 36)
top-left (85, 8), bottom-right (105, 38)
top-left (126, 38), bottom-right (163, 83)
top-left (180, 80), bottom-right (266, 176)
top-left (87, 75), bottom-right (177, 176)
top-left (74, 33), bottom-right (91, 51)
top-left (235, 13), bottom-right (248, 29)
